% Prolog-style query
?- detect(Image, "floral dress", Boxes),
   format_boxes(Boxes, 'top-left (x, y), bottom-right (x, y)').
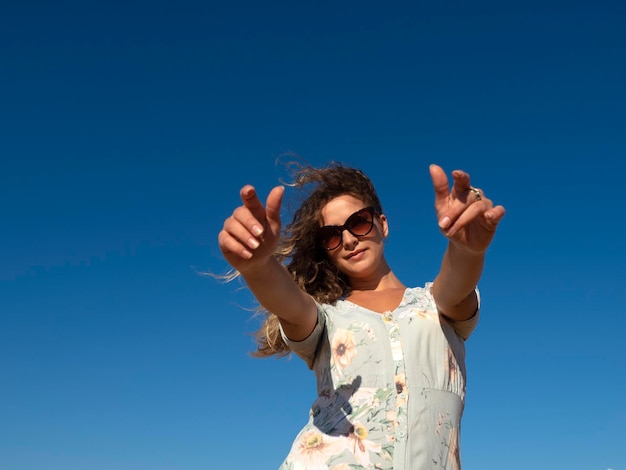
top-left (278, 283), bottom-right (479, 470)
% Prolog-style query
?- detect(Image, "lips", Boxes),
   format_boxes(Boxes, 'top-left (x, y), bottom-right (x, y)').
top-left (346, 249), bottom-right (366, 260)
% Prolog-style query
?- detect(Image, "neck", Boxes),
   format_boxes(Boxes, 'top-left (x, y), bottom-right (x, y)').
top-left (349, 271), bottom-right (405, 293)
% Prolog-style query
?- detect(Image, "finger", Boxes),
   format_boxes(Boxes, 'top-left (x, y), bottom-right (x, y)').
top-left (451, 170), bottom-right (471, 198)
top-left (439, 180), bottom-right (481, 231)
top-left (239, 185), bottom-right (267, 237)
top-left (222, 212), bottom-right (262, 254)
top-left (240, 184), bottom-right (266, 216)
top-left (218, 225), bottom-right (255, 260)
top-left (483, 205), bottom-right (506, 228)
top-left (465, 187), bottom-right (483, 205)
top-left (446, 200), bottom-right (507, 238)
top-left (429, 164), bottom-right (450, 207)
top-left (444, 200), bottom-right (493, 237)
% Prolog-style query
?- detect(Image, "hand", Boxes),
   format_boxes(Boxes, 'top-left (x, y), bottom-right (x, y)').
top-left (218, 184), bottom-right (285, 273)
top-left (429, 164), bottom-right (505, 254)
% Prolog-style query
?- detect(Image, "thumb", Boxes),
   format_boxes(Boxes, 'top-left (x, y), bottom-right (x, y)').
top-left (429, 164), bottom-right (449, 209)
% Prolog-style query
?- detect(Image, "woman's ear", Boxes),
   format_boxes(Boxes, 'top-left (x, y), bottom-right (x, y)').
top-left (379, 214), bottom-right (389, 238)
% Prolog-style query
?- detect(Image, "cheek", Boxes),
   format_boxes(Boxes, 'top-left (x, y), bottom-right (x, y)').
top-left (326, 250), bottom-right (343, 266)
top-left (324, 250), bottom-right (351, 274)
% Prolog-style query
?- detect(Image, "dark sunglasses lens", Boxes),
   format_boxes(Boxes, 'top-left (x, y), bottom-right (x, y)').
top-left (319, 227), bottom-right (342, 250)
top-left (346, 210), bottom-right (374, 236)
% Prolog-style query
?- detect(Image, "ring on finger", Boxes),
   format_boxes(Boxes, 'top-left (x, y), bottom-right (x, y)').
top-left (469, 186), bottom-right (482, 201)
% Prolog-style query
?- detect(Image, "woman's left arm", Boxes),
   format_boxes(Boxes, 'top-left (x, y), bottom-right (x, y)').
top-left (428, 164), bottom-right (506, 321)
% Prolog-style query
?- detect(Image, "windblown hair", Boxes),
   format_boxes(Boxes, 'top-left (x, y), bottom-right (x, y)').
top-left (250, 160), bottom-right (384, 358)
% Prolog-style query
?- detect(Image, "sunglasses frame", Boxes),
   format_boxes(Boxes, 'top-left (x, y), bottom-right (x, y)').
top-left (318, 206), bottom-right (377, 251)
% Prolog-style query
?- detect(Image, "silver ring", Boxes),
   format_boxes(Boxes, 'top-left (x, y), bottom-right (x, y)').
top-left (469, 187), bottom-right (482, 201)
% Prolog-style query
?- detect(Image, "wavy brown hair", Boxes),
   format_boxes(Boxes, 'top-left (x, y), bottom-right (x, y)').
top-left (223, 159), bottom-right (384, 358)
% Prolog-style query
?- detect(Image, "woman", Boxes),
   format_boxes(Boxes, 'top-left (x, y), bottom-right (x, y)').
top-left (218, 160), bottom-right (505, 469)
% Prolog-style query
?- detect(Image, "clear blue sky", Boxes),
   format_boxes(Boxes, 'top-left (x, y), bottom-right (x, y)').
top-left (1, 1), bottom-right (625, 469)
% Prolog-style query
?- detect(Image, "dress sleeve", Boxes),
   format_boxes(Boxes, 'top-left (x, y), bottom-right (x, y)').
top-left (279, 303), bottom-right (327, 369)
top-left (443, 304), bottom-right (480, 340)
top-left (425, 282), bottom-right (481, 341)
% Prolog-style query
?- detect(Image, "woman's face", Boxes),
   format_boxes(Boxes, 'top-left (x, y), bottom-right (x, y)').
top-left (319, 195), bottom-right (388, 280)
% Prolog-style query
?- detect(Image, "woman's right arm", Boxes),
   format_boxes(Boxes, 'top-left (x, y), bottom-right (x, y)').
top-left (218, 184), bottom-right (318, 341)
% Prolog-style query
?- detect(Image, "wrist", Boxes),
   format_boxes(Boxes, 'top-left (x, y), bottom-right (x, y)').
top-left (447, 240), bottom-right (487, 259)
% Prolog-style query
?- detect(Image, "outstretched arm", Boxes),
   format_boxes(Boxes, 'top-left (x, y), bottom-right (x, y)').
top-left (218, 184), bottom-right (318, 340)
top-left (429, 165), bottom-right (506, 321)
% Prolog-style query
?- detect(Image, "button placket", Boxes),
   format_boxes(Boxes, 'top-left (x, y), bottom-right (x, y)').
top-left (384, 311), bottom-right (409, 444)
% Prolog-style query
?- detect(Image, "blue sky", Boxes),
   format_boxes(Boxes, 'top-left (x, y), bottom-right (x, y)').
top-left (1, 0), bottom-right (625, 469)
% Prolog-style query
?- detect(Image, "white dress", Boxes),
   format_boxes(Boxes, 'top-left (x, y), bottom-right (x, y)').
top-left (278, 283), bottom-right (479, 470)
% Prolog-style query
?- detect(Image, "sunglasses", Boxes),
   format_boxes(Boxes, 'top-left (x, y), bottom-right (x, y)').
top-left (318, 207), bottom-right (376, 251)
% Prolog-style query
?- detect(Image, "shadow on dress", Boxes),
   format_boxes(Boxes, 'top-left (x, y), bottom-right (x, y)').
top-left (312, 375), bottom-right (362, 437)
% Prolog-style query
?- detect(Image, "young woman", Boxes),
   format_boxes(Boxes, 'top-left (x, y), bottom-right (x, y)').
top-left (218, 161), bottom-right (505, 469)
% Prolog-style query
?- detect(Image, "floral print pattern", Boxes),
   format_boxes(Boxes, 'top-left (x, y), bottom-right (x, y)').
top-left (331, 329), bottom-right (358, 369)
top-left (279, 284), bottom-right (479, 469)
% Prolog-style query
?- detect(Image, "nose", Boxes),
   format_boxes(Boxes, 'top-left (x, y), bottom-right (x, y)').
top-left (341, 229), bottom-right (359, 249)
